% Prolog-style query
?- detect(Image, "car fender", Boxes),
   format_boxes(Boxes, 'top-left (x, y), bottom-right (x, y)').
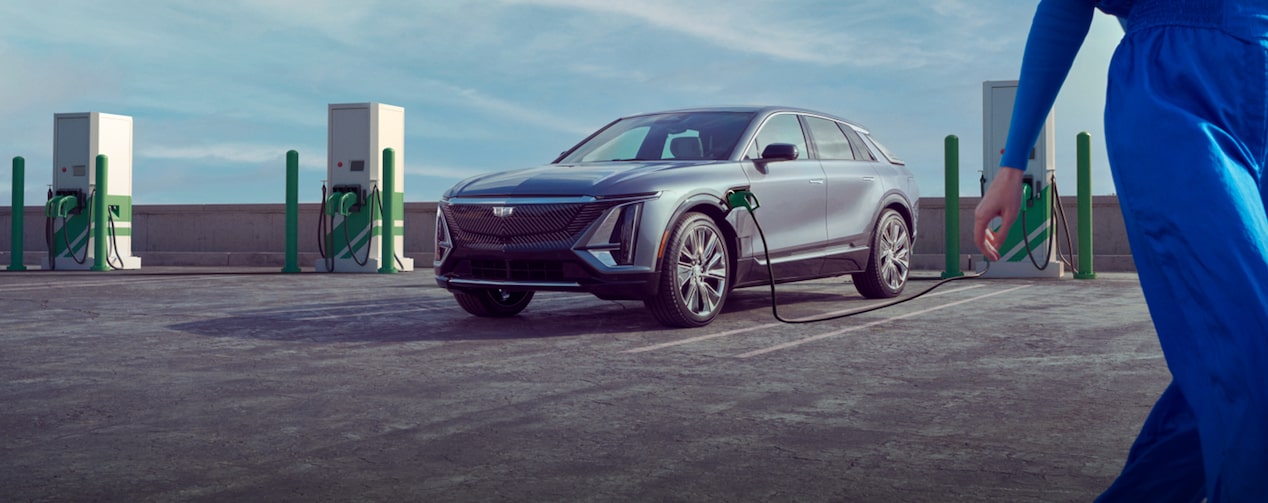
top-left (649, 190), bottom-right (736, 274)
top-left (870, 191), bottom-right (917, 242)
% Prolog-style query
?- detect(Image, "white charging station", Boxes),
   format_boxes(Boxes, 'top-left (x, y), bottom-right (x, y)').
top-left (982, 80), bottom-right (1063, 278)
top-left (316, 102), bottom-right (414, 272)
top-left (43, 112), bottom-right (142, 270)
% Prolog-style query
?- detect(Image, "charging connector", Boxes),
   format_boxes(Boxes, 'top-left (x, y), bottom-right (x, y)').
top-left (726, 188), bottom-right (758, 211)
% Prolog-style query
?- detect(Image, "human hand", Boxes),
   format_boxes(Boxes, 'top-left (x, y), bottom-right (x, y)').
top-left (973, 168), bottom-right (1025, 261)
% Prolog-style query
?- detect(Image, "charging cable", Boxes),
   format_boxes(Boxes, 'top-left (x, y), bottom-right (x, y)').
top-left (63, 190), bottom-right (93, 266)
top-left (1019, 182), bottom-right (1054, 270)
top-left (371, 186), bottom-right (407, 270)
top-left (726, 189), bottom-right (987, 324)
top-left (107, 207), bottom-right (126, 270)
top-left (1017, 180), bottom-right (1080, 274)
top-left (318, 183), bottom-right (335, 272)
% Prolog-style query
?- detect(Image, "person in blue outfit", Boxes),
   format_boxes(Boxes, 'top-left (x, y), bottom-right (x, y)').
top-left (973, 0), bottom-right (1268, 501)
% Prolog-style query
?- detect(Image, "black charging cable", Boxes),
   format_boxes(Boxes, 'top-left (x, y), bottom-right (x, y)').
top-left (345, 187), bottom-right (375, 267)
top-left (318, 184), bottom-right (335, 272)
top-left (64, 190), bottom-right (93, 266)
top-left (107, 208), bottom-right (126, 270)
top-left (726, 189), bottom-right (988, 324)
top-left (1018, 180), bottom-right (1081, 274)
top-left (1019, 181), bottom-right (1055, 271)
top-left (45, 188), bottom-right (56, 271)
top-left (371, 185), bottom-right (407, 270)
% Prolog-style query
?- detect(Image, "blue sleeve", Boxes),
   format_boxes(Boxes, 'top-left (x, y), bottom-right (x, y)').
top-left (1000, 0), bottom-right (1097, 170)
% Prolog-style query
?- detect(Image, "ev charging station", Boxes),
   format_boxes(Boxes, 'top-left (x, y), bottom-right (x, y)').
top-left (44, 112), bottom-right (142, 270)
top-left (317, 102), bottom-right (414, 273)
top-left (982, 80), bottom-right (1064, 278)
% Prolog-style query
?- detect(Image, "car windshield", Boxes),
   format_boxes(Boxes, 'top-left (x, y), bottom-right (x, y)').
top-left (558, 111), bottom-right (755, 164)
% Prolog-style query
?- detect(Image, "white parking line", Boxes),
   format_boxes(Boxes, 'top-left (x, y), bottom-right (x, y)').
top-left (734, 285), bottom-right (1030, 358)
top-left (0, 275), bottom-right (240, 293)
top-left (623, 284), bottom-right (988, 354)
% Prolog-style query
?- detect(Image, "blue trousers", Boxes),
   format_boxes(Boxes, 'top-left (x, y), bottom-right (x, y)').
top-left (1097, 18), bottom-right (1268, 503)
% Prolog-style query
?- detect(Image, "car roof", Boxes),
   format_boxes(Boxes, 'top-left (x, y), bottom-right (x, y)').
top-left (623, 106), bottom-right (869, 133)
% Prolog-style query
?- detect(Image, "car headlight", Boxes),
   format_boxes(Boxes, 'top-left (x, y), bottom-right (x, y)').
top-left (584, 201), bottom-right (642, 267)
top-left (434, 208), bottom-right (452, 265)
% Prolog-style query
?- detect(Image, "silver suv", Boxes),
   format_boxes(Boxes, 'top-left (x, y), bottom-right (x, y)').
top-left (434, 106), bottom-right (919, 327)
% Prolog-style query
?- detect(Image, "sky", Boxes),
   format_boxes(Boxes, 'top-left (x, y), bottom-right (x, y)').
top-left (0, 1), bottom-right (1125, 206)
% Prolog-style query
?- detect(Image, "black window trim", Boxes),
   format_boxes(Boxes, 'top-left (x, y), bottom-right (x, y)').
top-left (839, 123), bottom-right (877, 161)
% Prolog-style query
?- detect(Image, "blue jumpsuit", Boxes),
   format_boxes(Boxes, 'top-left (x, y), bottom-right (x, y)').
top-left (1002, 0), bottom-right (1268, 501)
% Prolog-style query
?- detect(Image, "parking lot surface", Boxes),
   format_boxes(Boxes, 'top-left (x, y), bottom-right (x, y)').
top-left (0, 268), bottom-right (1167, 502)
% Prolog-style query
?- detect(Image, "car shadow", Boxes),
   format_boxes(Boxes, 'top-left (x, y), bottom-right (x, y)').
top-left (167, 295), bottom-right (666, 343)
top-left (169, 282), bottom-right (888, 344)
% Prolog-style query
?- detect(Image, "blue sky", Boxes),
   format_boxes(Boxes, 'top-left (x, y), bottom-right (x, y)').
top-left (0, 1), bottom-right (1124, 205)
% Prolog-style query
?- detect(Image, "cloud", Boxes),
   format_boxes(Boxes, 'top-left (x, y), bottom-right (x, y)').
top-left (498, 0), bottom-right (950, 68)
top-left (404, 163), bottom-right (491, 180)
top-left (141, 143), bottom-right (316, 166)
top-left (372, 73), bottom-right (600, 136)
top-left (0, 0), bottom-right (1118, 205)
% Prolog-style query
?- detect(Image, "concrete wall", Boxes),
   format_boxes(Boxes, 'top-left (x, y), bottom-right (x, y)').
top-left (0, 197), bottom-right (1133, 271)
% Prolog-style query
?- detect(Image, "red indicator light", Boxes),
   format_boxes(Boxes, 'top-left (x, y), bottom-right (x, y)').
top-left (338, 162), bottom-right (343, 168)
top-left (62, 167), bottom-right (67, 172)
top-left (1000, 149), bottom-right (1005, 154)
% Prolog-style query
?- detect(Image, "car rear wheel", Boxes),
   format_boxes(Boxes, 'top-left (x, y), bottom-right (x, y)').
top-left (646, 212), bottom-right (730, 328)
top-left (853, 209), bottom-right (910, 299)
top-left (453, 288), bottom-right (534, 317)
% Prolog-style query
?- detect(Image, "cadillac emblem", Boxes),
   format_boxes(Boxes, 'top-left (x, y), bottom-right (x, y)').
top-left (492, 206), bottom-right (514, 218)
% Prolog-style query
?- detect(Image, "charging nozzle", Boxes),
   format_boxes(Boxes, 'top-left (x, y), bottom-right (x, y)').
top-left (45, 195), bottom-right (79, 218)
top-left (326, 191), bottom-right (359, 216)
top-left (1021, 175), bottom-right (1039, 212)
top-left (725, 188), bottom-right (759, 211)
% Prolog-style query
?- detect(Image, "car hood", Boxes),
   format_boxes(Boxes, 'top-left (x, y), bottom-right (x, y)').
top-left (445, 161), bottom-right (718, 198)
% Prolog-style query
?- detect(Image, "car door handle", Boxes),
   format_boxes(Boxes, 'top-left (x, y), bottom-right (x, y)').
top-left (862, 176), bottom-right (876, 182)
top-left (809, 179), bottom-right (825, 185)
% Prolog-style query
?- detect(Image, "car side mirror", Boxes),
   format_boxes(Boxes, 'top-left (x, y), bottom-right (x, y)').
top-left (760, 143), bottom-right (799, 162)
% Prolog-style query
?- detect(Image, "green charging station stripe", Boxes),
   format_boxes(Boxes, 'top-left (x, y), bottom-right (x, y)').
top-left (48, 194), bottom-right (135, 256)
top-left (325, 192), bottom-right (406, 261)
top-left (328, 203), bottom-right (378, 260)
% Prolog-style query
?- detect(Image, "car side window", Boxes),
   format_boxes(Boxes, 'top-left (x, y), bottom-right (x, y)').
top-left (747, 114), bottom-right (808, 160)
top-left (840, 124), bottom-right (877, 161)
top-left (804, 116), bottom-right (856, 160)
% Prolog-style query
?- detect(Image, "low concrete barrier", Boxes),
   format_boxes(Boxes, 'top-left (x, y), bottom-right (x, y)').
top-left (1, 197), bottom-right (1133, 271)
top-left (913, 195), bottom-right (1133, 273)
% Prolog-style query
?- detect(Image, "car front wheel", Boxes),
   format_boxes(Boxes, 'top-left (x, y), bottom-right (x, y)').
top-left (453, 288), bottom-right (534, 317)
top-left (646, 212), bottom-right (730, 328)
top-left (853, 208), bottom-right (910, 298)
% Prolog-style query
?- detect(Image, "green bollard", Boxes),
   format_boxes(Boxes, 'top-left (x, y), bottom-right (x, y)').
top-left (1075, 132), bottom-right (1097, 279)
top-left (8, 157), bottom-right (27, 271)
top-left (282, 150), bottom-right (301, 273)
top-left (941, 135), bottom-right (964, 279)
top-left (378, 148), bottom-right (398, 274)
top-left (91, 155), bottom-right (110, 271)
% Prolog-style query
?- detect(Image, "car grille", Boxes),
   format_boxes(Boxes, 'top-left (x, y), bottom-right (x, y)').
top-left (470, 259), bottom-right (565, 281)
top-left (441, 201), bottom-right (619, 251)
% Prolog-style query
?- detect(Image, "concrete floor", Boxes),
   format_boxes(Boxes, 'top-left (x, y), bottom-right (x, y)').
top-left (0, 267), bottom-right (1168, 502)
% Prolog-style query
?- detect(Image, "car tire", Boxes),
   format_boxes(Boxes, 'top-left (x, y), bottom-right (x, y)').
top-left (453, 288), bottom-right (534, 317)
top-left (645, 212), bottom-right (730, 328)
top-left (853, 208), bottom-right (911, 299)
